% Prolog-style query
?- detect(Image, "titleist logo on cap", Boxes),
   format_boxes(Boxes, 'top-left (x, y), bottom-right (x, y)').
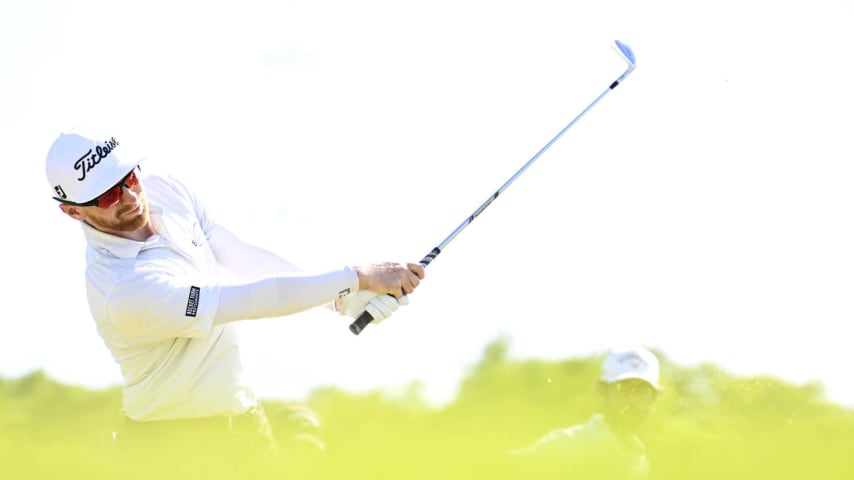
top-left (75, 137), bottom-right (119, 182)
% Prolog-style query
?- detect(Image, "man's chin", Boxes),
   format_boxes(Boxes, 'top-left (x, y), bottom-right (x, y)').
top-left (122, 216), bottom-right (149, 233)
top-left (108, 205), bottom-right (150, 233)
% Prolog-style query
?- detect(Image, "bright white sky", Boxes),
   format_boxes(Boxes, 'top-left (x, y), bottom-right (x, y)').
top-left (2, 0), bottom-right (852, 408)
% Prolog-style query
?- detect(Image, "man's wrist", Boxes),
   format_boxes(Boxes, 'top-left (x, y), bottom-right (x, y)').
top-left (353, 265), bottom-right (368, 291)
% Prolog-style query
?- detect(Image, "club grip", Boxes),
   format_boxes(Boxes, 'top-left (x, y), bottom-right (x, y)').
top-left (349, 310), bottom-right (374, 335)
top-left (348, 250), bottom-right (440, 335)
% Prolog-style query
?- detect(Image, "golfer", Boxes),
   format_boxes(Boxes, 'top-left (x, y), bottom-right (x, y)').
top-left (45, 129), bottom-right (425, 456)
top-left (510, 346), bottom-right (662, 479)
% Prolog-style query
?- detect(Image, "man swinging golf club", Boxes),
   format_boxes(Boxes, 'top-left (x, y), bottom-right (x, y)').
top-left (45, 129), bottom-right (425, 460)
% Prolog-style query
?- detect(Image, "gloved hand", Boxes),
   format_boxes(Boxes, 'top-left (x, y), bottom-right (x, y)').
top-left (335, 290), bottom-right (409, 324)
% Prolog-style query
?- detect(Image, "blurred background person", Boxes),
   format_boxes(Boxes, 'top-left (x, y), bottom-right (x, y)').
top-left (509, 346), bottom-right (662, 479)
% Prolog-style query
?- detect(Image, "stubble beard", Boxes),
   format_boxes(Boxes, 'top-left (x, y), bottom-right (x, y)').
top-left (89, 194), bottom-right (151, 235)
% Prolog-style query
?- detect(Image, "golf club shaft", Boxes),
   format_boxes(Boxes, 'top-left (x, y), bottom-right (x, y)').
top-left (350, 40), bottom-right (637, 335)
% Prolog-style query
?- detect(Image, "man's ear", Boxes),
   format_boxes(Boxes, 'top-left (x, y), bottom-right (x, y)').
top-left (59, 203), bottom-right (85, 221)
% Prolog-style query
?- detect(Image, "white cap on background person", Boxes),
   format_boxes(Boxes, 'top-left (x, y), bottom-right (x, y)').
top-left (45, 129), bottom-right (140, 204)
top-left (601, 346), bottom-right (660, 390)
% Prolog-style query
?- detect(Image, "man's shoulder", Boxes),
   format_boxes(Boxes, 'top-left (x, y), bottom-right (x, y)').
top-left (525, 414), bottom-right (613, 451)
top-left (142, 171), bottom-right (206, 215)
top-left (141, 170), bottom-right (188, 195)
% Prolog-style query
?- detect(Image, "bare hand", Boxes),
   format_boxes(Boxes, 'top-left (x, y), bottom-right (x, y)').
top-left (354, 262), bottom-right (425, 298)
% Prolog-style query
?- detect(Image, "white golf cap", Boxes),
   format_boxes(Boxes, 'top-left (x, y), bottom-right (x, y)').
top-left (45, 129), bottom-right (140, 204)
top-left (601, 346), bottom-right (660, 390)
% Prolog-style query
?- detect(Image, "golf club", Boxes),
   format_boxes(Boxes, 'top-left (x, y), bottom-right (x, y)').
top-left (350, 40), bottom-right (637, 335)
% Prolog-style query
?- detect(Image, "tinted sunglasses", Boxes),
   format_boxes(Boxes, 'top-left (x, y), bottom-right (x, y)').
top-left (58, 168), bottom-right (140, 209)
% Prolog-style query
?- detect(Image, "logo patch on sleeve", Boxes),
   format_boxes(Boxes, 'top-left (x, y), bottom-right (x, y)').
top-left (185, 286), bottom-right (201, 317)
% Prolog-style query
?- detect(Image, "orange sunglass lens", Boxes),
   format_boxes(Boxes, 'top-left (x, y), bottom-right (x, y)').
top-left (96, 186), bottom-right (123, 208)
top-left (125, 170), bottom-right (139, 189)
top-left (94, 169), bottom-right (138, 208)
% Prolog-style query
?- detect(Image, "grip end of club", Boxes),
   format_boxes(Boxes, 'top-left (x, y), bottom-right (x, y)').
top-left (349, 311), bottom-right (373, 335)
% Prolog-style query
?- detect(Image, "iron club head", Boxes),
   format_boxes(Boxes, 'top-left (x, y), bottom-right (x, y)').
top-left (613, 40), bottom-right (637, 68)
top-left (611, 40), bottom-right (637, 86)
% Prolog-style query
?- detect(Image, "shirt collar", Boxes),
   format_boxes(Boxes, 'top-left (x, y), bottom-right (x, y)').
top-left (81, 204), bottom-right (165, 259)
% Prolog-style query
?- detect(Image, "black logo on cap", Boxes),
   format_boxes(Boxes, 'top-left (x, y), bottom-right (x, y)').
top-left (54, 185), bottom-right (67, 200)
top-left (74, 137), bottom-right (119, 182)
top-left (619, 353), bottom-right (645, 370)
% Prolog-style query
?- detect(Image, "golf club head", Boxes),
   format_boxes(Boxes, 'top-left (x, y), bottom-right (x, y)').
top-left (613, 40), bottom-right (636, 67)
top-left (611, 40), bottom-right (636, 85)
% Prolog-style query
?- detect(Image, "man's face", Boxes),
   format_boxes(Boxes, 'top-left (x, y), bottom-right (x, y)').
top-left (60, 169), bottom-right (151, 237)
top-left (599, 378), bottom-right (659, 431)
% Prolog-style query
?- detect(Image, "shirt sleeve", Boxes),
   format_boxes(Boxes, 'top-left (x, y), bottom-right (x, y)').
top-left (214, 266), bottom-right (359, 325)
top-left (146, 174), bottom-right (355, 326)
top-left (509, 428), bottom-right (570, 456)
top-left (206, 223), bottom-right (302, 280)
top-left (103, 271), bottom-right (220, 344)
top-left (179, 173), bottom-right (303, 280)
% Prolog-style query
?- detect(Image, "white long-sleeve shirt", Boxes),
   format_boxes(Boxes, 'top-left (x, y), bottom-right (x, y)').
top-left (81, 171), bottom-right (357, 421)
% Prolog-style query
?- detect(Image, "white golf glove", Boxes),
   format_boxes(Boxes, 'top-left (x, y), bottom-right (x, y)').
top-left (335, 290), bottom-right (409, 324)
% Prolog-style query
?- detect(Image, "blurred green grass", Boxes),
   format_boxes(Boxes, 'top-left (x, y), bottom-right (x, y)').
top-left (2, 339), bottom-right (852, 479)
